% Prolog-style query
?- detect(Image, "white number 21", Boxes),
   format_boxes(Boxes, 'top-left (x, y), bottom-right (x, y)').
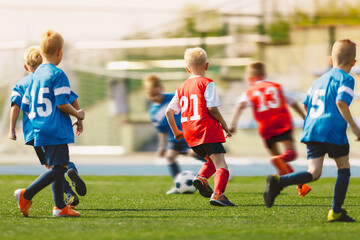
top-left (180, 94), bottom-right (200, 122)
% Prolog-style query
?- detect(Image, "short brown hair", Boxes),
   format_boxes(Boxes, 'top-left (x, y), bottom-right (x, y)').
top-left (144, 74), bottom-right (162, 89)
top-left (331, 39), bottom-right (356, 67)
top-left (40, 30), bottom-right (64, 56)
top-left (247, 62), bottom-right (266, 77)
top-left (24, 46), bottom-right (42, 68)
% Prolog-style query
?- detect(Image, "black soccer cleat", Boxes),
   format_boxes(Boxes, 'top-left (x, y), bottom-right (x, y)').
top-left (264, 174), bottom-right (282, 208)
top-left (193, 175), bottom-right (213, 198)
top-left (67, 169), bottom-right (87, 196)
top-left (209, 193), bottom-right (235, 206)
top-left (66, 193), bottom-right (80, 207)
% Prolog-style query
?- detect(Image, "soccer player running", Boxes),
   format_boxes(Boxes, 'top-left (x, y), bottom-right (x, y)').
top-left (264, 39), bottom-right (360, 222)
top-left (15, 30), bottom-right (85, 217)
top-left (166, 47), bottom-right (234, 206)
top-left (230, 62), bottom-right (311, 197)
top-left (144, 74), bottom-right (205, 194)
top-left (9, 46), bottom-right (86, 208)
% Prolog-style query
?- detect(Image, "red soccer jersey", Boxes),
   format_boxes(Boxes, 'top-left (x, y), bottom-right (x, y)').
top-left (246, 80), bottom-right (292, 139)
top-left (176, 76), bottom-right (225, 147)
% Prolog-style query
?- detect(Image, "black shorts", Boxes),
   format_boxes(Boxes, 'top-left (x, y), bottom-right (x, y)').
top-left (265, 130), bottom-right (293, 149)
top-left (305, 141), bottom-right (349, 159)
top-left (191, 142), bottom-right (226, 158)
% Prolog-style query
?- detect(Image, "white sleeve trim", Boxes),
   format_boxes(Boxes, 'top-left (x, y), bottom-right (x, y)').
top-left (22, 96), bottom-right (29, 105)
top-left (338, 86), bottom-right (354, 97)
top-left (204, 82), bottom-right (221, 107)
top-left (11, 91), bottom-right (22, 98)
top-left (54, 87), bottom-right (71, 96)
top-left (167, 91), bottom-right (181, 114)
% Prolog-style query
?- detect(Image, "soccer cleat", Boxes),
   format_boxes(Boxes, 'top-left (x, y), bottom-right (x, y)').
top-left (166, 187), bottom-right (179, 195)
top-left (67, 169), bottom-right (87, 196)
top-left (192, 175), bottom-right (213, 198)
top-left (328, 209), bottom-right (355, 222)
top-left (270, 156), bottom-right (289, 175)
top-left (14, 189), bottom-right (32, 217)
top-left (53, 205), bottom-right (81, 217)
top-left (297, 184), bottom-right (312, 197)
top-left (66, 193), bottom-right (80, 207)
top-left (264, 174), bottom-right (283, 208)
top-left (209, 193), bottom-right (235, 206)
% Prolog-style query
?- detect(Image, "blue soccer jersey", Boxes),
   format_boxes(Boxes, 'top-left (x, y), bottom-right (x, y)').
top-left (301, 68), bottom-right (354, 145)
top-left (21, 63), bottom-right (76, 147)
top-left (11, 73), bottom-right (78, 145)
top-left (149, 93), bottom-right (185, 143)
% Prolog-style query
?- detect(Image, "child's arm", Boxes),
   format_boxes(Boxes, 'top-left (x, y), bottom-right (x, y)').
top-left (70, 99), bottom-right (83, 136)
top-left (229, 102), bottom-right (247, 133)
top-left (290, 102), bottom-right (306, 120)
top-left (57, 103), bottom-right (85, 120)
top-left (157, 133), bottom-right (167, 157)
top-left (337, 100), bottom-right (360, 140)
top-left (208, 106), bottom-right (232, 138)
top-left (166, 108), bottom-right (183, 140)
top-left (8, 103), bottom-right (20, 140)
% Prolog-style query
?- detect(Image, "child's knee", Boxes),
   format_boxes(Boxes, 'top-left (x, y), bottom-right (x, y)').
top-left (281, 149), bottom-right (297, 162)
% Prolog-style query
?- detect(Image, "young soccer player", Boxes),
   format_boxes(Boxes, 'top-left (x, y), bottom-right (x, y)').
top-left (166, 47), bottom-right (234, 206)
top-left (264, 39), bottom-right (360, 222)
top-left (144, 74), bottom-right (205, 194)
top-left (229, 62), bottom-right (311, 197)
top-left (9, 46), bottom-right (86, 208)
top-left (15, 30), bottom-right (85, 217)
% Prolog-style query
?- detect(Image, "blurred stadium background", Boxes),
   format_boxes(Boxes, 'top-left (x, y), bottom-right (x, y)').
top-left (2, 0), bottom-right (360, 162)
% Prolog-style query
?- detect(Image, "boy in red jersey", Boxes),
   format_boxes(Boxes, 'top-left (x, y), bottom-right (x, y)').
top-left (230, 62), bottom-right (311, 196)
top-left (166, 47), bottom-right (234, 206)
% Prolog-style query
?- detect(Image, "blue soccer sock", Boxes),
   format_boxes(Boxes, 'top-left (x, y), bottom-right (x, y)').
top-left (280, 171), bottom-right (313, 188)
top-left (63, 178), bottom-right (76, 197)
top-left (168, 162), bottom-right (181, 179)
top-left (68, 161), bottom-right (78, 173)
top-left (52, 173), bottom-right (66, 209)
top-left (332, 168), bottom-right (350, 213)
top-left (24, 165), bottom-right (67, 201)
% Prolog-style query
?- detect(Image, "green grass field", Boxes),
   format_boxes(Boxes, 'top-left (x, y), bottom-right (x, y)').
top-left (1, 175), bottom-right (360, 240)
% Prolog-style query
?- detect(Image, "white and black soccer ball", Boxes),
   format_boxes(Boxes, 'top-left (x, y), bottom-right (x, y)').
top-left (174, 171), bottom-right (197, 194)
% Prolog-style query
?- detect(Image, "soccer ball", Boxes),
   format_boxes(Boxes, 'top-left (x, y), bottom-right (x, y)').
top-left (174, 171), bottom-right (197, 194)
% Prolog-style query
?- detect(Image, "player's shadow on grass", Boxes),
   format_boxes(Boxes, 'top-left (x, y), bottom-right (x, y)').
top-left (79, 208), bottom-right (220, 212)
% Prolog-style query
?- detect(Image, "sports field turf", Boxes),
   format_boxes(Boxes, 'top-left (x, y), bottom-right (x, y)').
top-left (1, 175), bottom-right (360, 240)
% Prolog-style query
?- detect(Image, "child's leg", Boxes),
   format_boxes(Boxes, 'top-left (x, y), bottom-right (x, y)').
top-left (332, 155), bottom-right (351, 213)
top-left (166, 149), bottom-right (181, 179)
top-left (67, 161), bottom-right (78, 173)
top-left (52, 167), bottom-right (67, 209)
top-left (198, 156), bottom-right (216, 179)
top-left (23, 165), bottom-right (67, 201)
top-left (209, 153), bottom-right (229, 195)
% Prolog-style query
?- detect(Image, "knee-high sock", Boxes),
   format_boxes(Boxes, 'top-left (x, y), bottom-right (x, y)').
top-left (332, 168), bottom-right (350, 213)
top-left (67, 161), bottom-right (78, 172)
top-left (24, 165), bottom-right (67, 201)
top-left (214, 168), bottom-right (229, 195)
top-left (280, 150), bottom-right (297, 162)
top-left (168, 162), bottom-right (181, 179)
top-left (280, 171), bottom-right (313, 188)
top-left (198, 157), bottom-right (216, 179)
top-left (52, 175), bottom-right (66, 209)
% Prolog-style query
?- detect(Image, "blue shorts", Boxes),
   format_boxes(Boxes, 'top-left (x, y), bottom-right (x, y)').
top-left (191, 142), bottom-right (226, 158)
top-left (168, 140), bottom-right (190, 155)
top-left (43, 144), bottom-right (70, 166)
top-left (305, 141), bottom-right (349, 159)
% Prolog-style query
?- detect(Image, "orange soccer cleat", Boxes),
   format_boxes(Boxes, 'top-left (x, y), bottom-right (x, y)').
top-left (53, 205), bottom-right (81, 217)
top-left (297, 184), bottom-right (312, 197)
top-left (14, 189), bottom-right (32, 217)
top-left (270, 156), bottom-right (289, 176)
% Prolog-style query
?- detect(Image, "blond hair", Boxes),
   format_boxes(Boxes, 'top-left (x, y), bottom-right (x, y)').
top-left (184, 47), bottom-right (207, 68)
top-left (144, 74), bottom-right (162, 89)
top-left (40, 30), bottom-right (64, 56)
top-left (24, 46), bottom-right (42, 68)
top-left (247, 62), bottom-right (266, 78)
top-left (331, 39), bottom-right (356, 67)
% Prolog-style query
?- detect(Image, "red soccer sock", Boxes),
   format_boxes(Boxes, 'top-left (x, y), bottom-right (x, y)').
top-left (214, 168), bottom-right (229, 195)
top-left (280, 150), bottom-right (297, 162)
top-left (285, 163), bottom-right (294, 174)
top-left (198, 157), bottom-right (216, 179)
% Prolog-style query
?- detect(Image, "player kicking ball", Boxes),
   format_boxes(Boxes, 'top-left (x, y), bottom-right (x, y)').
top-left (264, 39), bottom-right (360, 222)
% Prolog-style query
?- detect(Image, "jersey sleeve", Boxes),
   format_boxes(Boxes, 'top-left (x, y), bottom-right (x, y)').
top-left (167, 91), bottom-right (181, 114)
top-left (204, 82), bottom-right (221, 107)
top-left (53, 71), bottom-right (72, 106)
top-left (10, 85), bottom-right (22, 107)
top-left (237, 92), bottom-right (252, 107)
top-left (69, 90), bottom-right (78, 104)
top-left (21, 86), bottom-right (30, 113)
top-left (337, 77), bottom-right (354, 106)
top-left (302, 87), bottom-right (312, 107)
top-left (282, 87), bottom-right (297, 106)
